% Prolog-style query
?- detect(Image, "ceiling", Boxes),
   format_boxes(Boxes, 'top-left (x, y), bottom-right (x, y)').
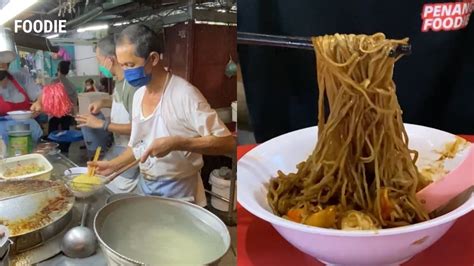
top-left (4, 0), bottom-right (236, 49)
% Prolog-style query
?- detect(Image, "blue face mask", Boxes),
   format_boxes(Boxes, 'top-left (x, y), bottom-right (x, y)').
top-left (124, 62), bottom-right (151, 88)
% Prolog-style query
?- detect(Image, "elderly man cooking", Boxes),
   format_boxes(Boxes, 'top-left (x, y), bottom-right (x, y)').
top-left (90, 24), bottom-right (235, 206)
top-left (76, 35), bottom-right (139, 193)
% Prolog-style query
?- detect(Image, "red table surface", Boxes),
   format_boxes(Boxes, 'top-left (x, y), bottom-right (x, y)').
top-left (237, 135), bottom-right (474, 266)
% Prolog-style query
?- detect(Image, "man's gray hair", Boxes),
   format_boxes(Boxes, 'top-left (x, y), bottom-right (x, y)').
top-left (95, 35), bottom-right (116, 57)
top-left (115, 24), bottom-right (164, 59)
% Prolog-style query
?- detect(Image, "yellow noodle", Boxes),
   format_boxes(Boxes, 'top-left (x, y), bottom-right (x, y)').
top-left (267, 33), bottom-right (429, 229)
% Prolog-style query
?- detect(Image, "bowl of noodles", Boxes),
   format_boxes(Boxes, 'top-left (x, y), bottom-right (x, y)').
top-left (237, 33), bottom-right (474, 266)
top-left (63, 170), bottom-right (107, 198)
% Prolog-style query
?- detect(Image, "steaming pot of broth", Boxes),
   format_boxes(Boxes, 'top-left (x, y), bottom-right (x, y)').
top-left (94, 196), bottom-right (230, 266)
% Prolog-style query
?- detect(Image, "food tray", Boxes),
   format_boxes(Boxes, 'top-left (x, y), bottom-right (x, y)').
top-left (0, 154), bottom-right (53, 181)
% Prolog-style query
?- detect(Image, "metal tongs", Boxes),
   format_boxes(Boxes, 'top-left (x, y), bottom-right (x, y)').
top-left (237, 32), bottom-right (412, 57)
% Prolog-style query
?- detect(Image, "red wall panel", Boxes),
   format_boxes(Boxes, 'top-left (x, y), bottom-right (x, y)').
top-left (164, 21), bottom-right (237, 109)
top-left (191, 24), bottom-right (237, 108)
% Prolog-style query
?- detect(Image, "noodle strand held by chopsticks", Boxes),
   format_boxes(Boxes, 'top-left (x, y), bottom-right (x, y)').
top-left (267, 33), bottom-right (429, 229)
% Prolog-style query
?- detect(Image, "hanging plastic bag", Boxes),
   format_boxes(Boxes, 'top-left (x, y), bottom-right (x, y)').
top-left (225, 55), bottom-right (237, 78)
top-left (41, 82), bottom-right (73, 117)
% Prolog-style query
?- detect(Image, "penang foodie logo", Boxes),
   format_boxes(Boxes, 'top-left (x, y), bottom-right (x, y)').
top-left (421, 0), bottom-right (474, 32)
top-left (14, 20), bottom-right (67, 34)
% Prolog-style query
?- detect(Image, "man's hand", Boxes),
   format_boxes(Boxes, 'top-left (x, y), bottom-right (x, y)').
top-left (76, 114), bottom-right (105, 129)
top-left (141, 136), bottom-right (182, 163)
top-left (87, 160), bottom-right (116, 176)
top-left (88, 100), bottom-right (103, 114)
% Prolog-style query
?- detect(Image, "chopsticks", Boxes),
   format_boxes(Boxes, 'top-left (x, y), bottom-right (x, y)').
top-left (88, 146), bottom-right (101, 177)
top-left (237, 31), bottom-right (412, 57)
top-left (238, 31), bottom-right (314, 50)
top-left (105, 159), bottom-right (140, 183)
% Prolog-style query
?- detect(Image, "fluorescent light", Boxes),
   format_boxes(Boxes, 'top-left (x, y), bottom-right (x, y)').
top-left (0, 0), bottom-right (38, 25)
top-left (77, 24), bottom-right (108, 33)
top-left (194, 20), bottom-right (236, 26)
top-left (113, 21), bottom-right (130, 27)
top-left (47, 34), bottom-right (59, 39)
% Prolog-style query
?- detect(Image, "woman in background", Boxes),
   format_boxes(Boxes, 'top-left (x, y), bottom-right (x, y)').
top-left (47, 61), bottom-right (77, 153)
top-left (0, 62), bottom-right (43, 142)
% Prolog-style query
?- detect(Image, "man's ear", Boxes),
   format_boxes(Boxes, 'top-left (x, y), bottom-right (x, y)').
top-left (150, 52), bottom-right (161, 66)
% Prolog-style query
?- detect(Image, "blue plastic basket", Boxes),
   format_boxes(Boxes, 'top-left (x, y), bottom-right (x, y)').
top-left (48, 130), bottom-right (83, 143)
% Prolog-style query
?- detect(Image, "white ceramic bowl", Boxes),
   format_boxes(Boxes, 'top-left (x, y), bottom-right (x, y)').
top-left (7, 111), bottom-right (32, 121)
top-left (238, 124), bottom-right (473, 266)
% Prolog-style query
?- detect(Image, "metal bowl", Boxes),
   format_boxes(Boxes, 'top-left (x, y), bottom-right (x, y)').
top-left (94, 196), bottom-right (231, 266)
top-left (34, 142), bottom-right (61, 156)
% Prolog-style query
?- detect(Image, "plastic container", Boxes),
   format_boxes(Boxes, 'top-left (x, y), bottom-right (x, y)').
top-left (209, 167), bottom-right (236, 211)
top-left (0, 136), bottom-right (6, 159)
top-left (0, 153), bottom-right (53, 180)
top-left (7, 123), bottom-right (32, 157)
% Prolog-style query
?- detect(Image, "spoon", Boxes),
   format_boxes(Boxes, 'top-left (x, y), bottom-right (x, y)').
top-left (61, 203), bottom-right (97, 258)
top-left (416, 145), bottom-right (474, 213)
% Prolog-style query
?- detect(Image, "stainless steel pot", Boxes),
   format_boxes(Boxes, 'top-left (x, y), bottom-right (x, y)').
top-left (105, 193), bottom-right (141, 204)
top-left (94, 196), bottom-right (230, 266)
top-left (0, 27), bottom-right (17, 64)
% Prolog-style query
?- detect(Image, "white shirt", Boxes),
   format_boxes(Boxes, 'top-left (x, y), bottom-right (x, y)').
top-left (128, 74), bottom-right (231, 180)
top-left (111, 81), bottom-right (132, 147)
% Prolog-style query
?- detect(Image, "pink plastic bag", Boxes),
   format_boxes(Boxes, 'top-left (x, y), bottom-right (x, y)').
top-left (41, 82), bottom-right (73, 117)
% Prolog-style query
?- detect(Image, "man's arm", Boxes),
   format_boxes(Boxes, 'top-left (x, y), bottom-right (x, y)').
top-left (75, 114), bottom-right (131, 135)
top-left (107, 123), bottom-right (131, 135)
top-left (140, 135), bottom-right (235, 163)
top-left (108, 146), bottom-right (135, 167)
top-left (175, 135), bottom-right (235, 156)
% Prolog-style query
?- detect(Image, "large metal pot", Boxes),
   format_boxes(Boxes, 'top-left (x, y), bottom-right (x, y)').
top-left (94, 196), bottom-right (231, 266)
top-left (105, 193), bottom-right (140, 204)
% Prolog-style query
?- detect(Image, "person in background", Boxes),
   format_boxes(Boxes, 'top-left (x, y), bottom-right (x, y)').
top-left (46, 61), bottom-right (77, 153)
top-left (89, 24), bottom-right (235, 206)
top-left (0, 62), bottom-right (41, 115)
top-left (76, 35), bottom-right (139, 192)
top-left (238, 1), bottom-right (474, 142)
top-left (55, 61), bottom-right (78, 113)
top-left (0, 62), bottom-right (43, 142)
top-left (98, 77), bottom-right (113, 93)
top-left (84, 78), bottom-right (97, 93)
